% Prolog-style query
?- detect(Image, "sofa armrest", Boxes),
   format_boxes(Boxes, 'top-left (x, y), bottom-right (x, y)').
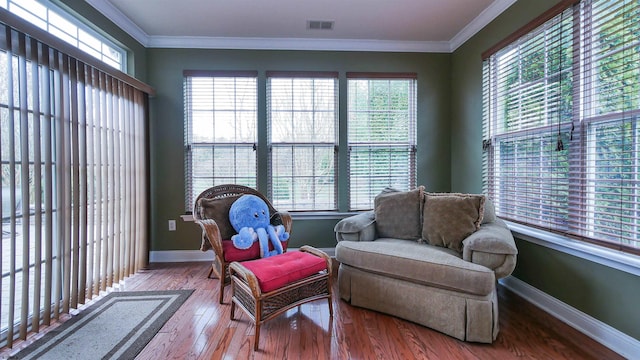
top-left (462, 219), bottom-right (518, 279)
top-left (334, 211), bottom-right (377, 242)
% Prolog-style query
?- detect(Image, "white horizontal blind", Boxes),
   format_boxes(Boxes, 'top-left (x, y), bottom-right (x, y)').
top-left (577, 0), bottom-right (640, 249)
top-left (0, 21), bottom-right (149, 347)
top-left (483, 0), bottom-right (640, 253)
top-left (347, 74), bottom-right (417, 210)
top-left (484, 7), bottom-right (573, 231)
top-left (267, 72), bottom-right (338, 211)
top-left (184, 71), bottom-right (258, 211)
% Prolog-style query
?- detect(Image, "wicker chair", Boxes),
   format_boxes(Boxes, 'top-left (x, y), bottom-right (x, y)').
top-left (193, 184), bottom-right (292, 304)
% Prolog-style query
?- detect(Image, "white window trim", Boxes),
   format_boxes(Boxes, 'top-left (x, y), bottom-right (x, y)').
top-left (346, 75), bottom-right (418, 211)
top-left (1, 0), bottom-right (127, 71)
top-left (266, 73), bottom-right (339, 211)
top-left (506, 221), bottom-right (640, 277)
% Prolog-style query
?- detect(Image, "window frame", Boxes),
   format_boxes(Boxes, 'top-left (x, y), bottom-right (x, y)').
top-left (482, 0), bottom-right (640, 255)
top-left (346, 72), bottom-right (418, 211)
top-left (183, 71), bottom-right (419, 214)
top-left (266, 71), bottom-right (339, 211)
top-left (183, 70), bottom-right (259, 211)
top-left (0, 0), bottom-right (127, 71)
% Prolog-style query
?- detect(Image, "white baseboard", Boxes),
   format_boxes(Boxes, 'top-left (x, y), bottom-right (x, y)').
top-left (149, 250), bottom-right (213, 263)
top-left (148, 247), bottom-right (336, 263)
top-left (500, 276), bottom-right (640, 359)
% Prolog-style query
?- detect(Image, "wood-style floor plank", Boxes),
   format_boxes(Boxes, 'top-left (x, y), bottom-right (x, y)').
top-left (0, 261), bottom-right (625, 360)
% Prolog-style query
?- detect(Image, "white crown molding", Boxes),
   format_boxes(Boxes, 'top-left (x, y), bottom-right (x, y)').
top-left (449, 0), bottom-right (518, 52)
top-left (84, 1), bottom-right (513, 53)
top-left (147, 36), bottom-right (451, 53)
top-left (85, 0), bottom-right (150, 46)
top-left (500, 276), bottom-right (640, 359)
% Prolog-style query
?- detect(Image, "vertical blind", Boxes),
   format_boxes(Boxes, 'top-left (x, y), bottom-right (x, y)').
top-left (347, 73), bottom-right (417, 210)
top-left (483, 0), bottom-right (640, 253)
top-left (183, 71), bottom-right (258, 211)
top-left (267, 72), bottom-right (338, 211)
top-left (0, 16), bottom-right (149, 347)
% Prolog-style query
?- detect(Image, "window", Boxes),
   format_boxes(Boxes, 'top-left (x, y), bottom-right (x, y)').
top-left (483, 0), bottom-right (640, 253)
top-left (0, 20), bottom-right (149, 346)
top-left (183, 71), bottom-right (258, 211)
top-left (183, 71), bottom-right (415, 213)
top-left (1, 0), bottom-right (126, 70)
top-left (347, 73), bottom-right (417, 210)
top-left (267, 72), bottom-right (338, 211)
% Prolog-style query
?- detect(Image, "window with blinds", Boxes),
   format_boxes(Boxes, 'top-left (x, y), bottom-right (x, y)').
top-left (183, 71), bottom-right (258, 211)
top-left (267, 72), bottom-right (338, 211)
top-left (1, 0), bottom-right (126, 70)
top-left (483, 0), bottom-right (640, 253)
top-left (347, 73), bottom-right (417, 210)
top-left (0, 18), bottom-right (150, 346)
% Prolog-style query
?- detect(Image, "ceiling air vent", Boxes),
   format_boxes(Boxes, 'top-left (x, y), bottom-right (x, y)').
top-left (308, 20), bottom-right (334, 30)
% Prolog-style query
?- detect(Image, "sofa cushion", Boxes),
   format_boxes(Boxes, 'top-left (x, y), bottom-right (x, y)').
top-left (422, 193), bottom-right (485, 252)
top-left (374, 186), bottom-right (424, 240)
top-left (335, 239), bottom-right (496, 296)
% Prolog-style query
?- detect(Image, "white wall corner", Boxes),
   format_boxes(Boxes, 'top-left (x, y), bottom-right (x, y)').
top-left (500, 276), bottom-right (640, 359)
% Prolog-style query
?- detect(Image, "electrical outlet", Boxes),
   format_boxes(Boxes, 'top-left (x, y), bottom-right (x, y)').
top-left (168, 220), bottom-right (176, 231)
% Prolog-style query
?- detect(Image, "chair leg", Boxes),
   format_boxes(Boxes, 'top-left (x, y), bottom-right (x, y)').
top-left (254, 298), bottom-right (262, 351)
top-left (219, 277), bottom-right (225, 304)
top-left (218, 263), bottom-right (228, 304)
top-left (230, 300), bottom-right (236, 320)
top-left (207, 264), bottom-right (214, 279)
top-left (328, 282), bottom-right (334, 317)
top-left (254, 323), bottom-right (261, 351)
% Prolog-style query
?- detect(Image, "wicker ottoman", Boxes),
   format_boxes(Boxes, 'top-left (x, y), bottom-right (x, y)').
top-left (229, 245), bottom-right (333, 351)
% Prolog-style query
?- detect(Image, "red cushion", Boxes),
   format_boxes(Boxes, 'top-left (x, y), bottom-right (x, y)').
top-left (222, 239), bottom-right (288, 262)
top-left (241, 251), bottom-right (327, 292)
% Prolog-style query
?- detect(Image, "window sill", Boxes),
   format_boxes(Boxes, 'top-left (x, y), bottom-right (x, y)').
top-left (290, 212), bottom-right (358, 220)
top-left (505, 221), bottom-right (640, 277)
top-left (181, 211), bottom-right (358, 222)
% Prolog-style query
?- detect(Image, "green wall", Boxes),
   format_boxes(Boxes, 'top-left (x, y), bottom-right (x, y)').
top-left (146, 49), bottom-right (452, 251)
top-left (451, 0), bottom-right (640, 341)
top-left (50, 0), bottom-right (640, 344)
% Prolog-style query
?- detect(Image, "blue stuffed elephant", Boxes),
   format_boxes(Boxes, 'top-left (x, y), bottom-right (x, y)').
top-left (229, 194), bottom-right (289, 258)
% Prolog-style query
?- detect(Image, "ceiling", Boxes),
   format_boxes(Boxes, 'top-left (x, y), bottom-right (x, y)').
top-left (86, 0), bottom-right (517, 53)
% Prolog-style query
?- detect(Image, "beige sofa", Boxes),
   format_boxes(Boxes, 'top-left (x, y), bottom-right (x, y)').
top-left (334, 187), bottom-right (517, 343)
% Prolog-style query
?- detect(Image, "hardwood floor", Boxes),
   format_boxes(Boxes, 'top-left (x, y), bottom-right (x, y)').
top-left (2, 261), bottom-right (624, 359)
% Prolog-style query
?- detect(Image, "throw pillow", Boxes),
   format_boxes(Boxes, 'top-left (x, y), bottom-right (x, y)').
top-left (482, 198), bottom-right (496, 224)
top-left (374, 186), bottom-right (425, 240)
top-left (199, 195), bottom-right (242, 240)
top-left (422, 193), bottom-right (485, 252)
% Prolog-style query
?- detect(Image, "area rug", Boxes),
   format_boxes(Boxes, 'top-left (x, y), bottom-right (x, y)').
top-left (11, 290), bottom-right (194, 360)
